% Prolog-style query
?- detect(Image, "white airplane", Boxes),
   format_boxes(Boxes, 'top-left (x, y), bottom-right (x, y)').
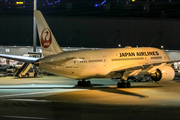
top-left (0, 10), bottom-right (179, 88)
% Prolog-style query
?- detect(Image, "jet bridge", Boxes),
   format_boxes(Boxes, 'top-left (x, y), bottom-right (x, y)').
top-left (14, 62), bottom-right (34, 77)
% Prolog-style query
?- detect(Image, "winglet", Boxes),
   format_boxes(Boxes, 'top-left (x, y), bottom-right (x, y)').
top-left (34, 10), bottom-right (63, 57)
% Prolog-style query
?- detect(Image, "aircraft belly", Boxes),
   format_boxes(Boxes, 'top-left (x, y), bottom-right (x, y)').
top-left (39, 63), bottom-right (109, 79)
top-left (74, 65), bottom-right (103, 79)
top-left (39, 64), bottom-right (75, 78)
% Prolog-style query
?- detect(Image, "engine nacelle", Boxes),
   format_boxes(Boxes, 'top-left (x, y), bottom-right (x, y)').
top-left (150, 65), bottom-right (175, 82)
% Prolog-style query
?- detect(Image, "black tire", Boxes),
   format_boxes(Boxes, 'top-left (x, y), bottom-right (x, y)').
top-left (87, 81), bottom-right (91, 86)
top-left (117, 82), bottom-right (131, 88)
top-left (117, 82), bottom-right (122, 88)
top-left (83, 81), bottom-right (87, 86)
top-left (77, 81), bottom-right (82, 86)
top-left (122, 83), bottom-right (127, 88)
top-left (127, 82), bottom-right (131, 88)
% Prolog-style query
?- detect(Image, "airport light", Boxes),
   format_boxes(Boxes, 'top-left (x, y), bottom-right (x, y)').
top-left (16, 2), bottom-right (23, 4)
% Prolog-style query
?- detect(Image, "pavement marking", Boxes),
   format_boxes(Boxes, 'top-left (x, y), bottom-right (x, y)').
top-left (0, 89), bottom-right (86, 98)
top-left (0, 85), bottom-right (74, 89)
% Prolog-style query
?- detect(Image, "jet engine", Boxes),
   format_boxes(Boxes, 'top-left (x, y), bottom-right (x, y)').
top-left (150, 65), bottom-right (175, 82)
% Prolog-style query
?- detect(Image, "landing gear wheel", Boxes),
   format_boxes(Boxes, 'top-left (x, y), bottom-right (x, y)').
top-left (87, 81), bottom-right (91, 86)
top-left (77, 81), bottom-right (82, 86)
top-left (127, 82), bottom-right (131, 88)
top-left (117, 81), bottom-right (131, 88)
top-left (117, 82), bottom-right (122, 88)
top-left (123, 82), bottom-right (127, 88)
top-left (77, 80), bottom-right (91, 87)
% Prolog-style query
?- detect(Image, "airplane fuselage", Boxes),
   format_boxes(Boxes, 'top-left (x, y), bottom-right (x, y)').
top-left (38, 47), bottom-right (170, 80)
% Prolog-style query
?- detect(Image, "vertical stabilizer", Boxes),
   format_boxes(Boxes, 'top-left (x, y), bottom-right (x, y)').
top-left (34, 10), bottom-right (63, 57)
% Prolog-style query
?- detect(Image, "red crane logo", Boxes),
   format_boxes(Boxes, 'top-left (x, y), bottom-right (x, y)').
top-left (41, 28), bottom-right (52, 48)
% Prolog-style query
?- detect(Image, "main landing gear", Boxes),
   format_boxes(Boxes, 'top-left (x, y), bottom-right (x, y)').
top-left (117, 70), bottom-right (131, 88)
top-left (117, 80), bottom-right (131, 88)
top-left (77, 79), bottom-right (92, 87)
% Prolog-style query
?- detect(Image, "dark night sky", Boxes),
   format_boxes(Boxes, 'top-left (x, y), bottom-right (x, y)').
top-left (1, 0), bottom-right (180, 49)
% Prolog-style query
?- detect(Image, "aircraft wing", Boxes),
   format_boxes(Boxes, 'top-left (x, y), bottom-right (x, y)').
top-left (0, 54), bottom-right (39, 63)
top-left (110, 60), bottom-right (180, 72)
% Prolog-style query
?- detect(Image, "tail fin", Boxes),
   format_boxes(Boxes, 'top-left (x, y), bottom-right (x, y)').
top-left (34, 10), bottom-right (63, 57)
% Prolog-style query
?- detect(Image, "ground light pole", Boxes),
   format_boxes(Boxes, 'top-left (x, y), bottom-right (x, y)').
top-left (33, 0), bottom-right (37, 52)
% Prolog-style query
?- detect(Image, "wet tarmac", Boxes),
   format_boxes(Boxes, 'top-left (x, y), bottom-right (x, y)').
top-left (0, 76), bottom-right (180, 120)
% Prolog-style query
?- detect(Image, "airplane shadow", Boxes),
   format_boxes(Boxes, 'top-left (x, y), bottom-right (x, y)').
top-left (130, 86), bottom-right (163, 88)
top-left (0, 84), bottom-right (162, 98)
top-left (12, 77), bottom-right (43, 79)
top-left (88, 87), bottom-right (147, 98)
top-left (73, 85), bottom-right (162, 98)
